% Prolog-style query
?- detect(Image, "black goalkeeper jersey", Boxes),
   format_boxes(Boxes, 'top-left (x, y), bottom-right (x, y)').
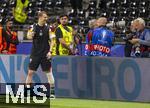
top-left (30, 24), bottom-right (50, 57)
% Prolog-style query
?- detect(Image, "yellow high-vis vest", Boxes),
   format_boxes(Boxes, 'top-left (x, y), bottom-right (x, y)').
top-left (58, 25), bottom-right (73, 55)
top-left (14, 0), bottom-right (29, 23)
top-left (50, 31), bottom-right (57, 56)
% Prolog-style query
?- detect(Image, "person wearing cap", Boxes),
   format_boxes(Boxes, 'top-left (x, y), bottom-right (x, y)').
top-left (55, 14), bottom-right (74, 55)
top-left (1, 18), bottom-right (19, 54)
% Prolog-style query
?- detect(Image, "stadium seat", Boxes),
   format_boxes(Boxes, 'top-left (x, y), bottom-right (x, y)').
top-left (120, 8), bottom-right (129, 18)
top-left (88, 8), bottom-right (97, 19)
top-left (99, 11), bottom-right (109, 18)
top-left (68, 18), bottom-right (74, 25)
top-left (1, 0), bottom-right (8, 8)
top-left (0, 16), bottom-right (5, 24)
top-left (68, 18), bottom-right (78, 25)
top-left (140, 1), bottom-right (146, 7)
top-left (28, 1), bottom-right (36, 9)
top-left (27, 16), bottom-right (35, 25)
top-left (139, 8), bottom-right (149, 18)
top-left (78, 10), bottom-right (86, 18)
top-left (45, 0), bottom-right (54, 12)
top-left (55, 0), bottom-right (64, 10)
top-left (110, 9), bottom-right (120, 18)
top-left (130, 1), bottom-right (139, 8)
top-left (98, 0), bottom-right (107, 9)
top-left (68, 9), bottom-right (77, 18)
top-left (109, 0), bottom-right (118, 9)
top-left (129, 8), bottom-right (139, 18)
top-left (0, 8), bottom-right (8, 16)
top-left (36, 0), bottom-right (45, 8)
top-left (78, 18), bottom-right (88, 26)
top-left (9, 0), bottom-right (15, 7)
top-left (88, 0), bottom-right (97, 9)
top-left (0, 17), bottom-right (3, 24)
top-left (28, 9), bottom-right (35, 17)
top-left (120, 0), bottom-right (129, 8)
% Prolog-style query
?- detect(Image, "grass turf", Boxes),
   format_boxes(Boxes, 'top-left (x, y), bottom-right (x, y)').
top-left (0, 95), bottom-right (50, 108)
top-left (0, 96), bottom-right (150, 108)
top-left (50, 98), bottom-right (150, 108)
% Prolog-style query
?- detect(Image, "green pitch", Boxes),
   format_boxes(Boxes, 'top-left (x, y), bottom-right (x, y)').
top-left (1, 96), bottom-right (150, 108)
top-left (0, 95), bottom-right (50, 108)
top-left (50, 98), bottom-right (150, 108)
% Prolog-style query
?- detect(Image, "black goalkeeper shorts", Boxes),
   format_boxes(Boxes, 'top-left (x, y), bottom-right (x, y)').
top-left (29, 55), bottom-right (51, 72)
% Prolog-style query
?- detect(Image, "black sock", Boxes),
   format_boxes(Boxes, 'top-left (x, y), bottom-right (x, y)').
top-left (50, 87), bottom-right (55, 95)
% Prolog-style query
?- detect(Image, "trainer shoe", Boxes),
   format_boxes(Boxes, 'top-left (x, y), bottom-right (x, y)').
top-left (50, 94), bottom-right (56, 99)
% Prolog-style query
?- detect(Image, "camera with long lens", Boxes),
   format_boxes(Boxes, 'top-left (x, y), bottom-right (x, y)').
top-left (123, 30), bottom-right (141, 57)
top-left (106, 21), bottom-right (126, 28)
top-left (122, 31), bottom-right (136, 41)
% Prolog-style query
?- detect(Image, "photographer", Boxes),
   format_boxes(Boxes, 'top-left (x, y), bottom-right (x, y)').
top-left (85, 17), bottom-right (114, 56)
top-left (124, 20), bottom-right (136, 57)
top-left (86, 19), bottom-right (98, 44)
top-left (128, 18), bottom-right (150, 57)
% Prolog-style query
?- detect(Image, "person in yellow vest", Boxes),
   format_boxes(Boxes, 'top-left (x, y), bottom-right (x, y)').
top-left (55, 14), bottom-right (74, 55)
top-left (49, 17), bottom-right (58, 56)
top-left (12, 0), bottom-right (29, 24)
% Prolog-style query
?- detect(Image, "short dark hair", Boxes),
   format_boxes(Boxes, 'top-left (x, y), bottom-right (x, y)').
top-left (49, 16), bottom-right (57, 24)
top-left (5, 17), bottom-right (13, 23)
top-left (38, 11), bottom-right (47, 18)
top-left (59, 14), bottom-right (69, 19)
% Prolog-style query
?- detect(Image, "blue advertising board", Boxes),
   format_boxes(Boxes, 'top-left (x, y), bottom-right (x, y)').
top-left (0, 55), bottom-right (150, 102)
top-left (52, 56), bottom-right (150, 102)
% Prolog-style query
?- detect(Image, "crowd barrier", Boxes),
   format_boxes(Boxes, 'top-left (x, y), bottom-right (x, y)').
top-left (0, 55), bottom-right (150, 102)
